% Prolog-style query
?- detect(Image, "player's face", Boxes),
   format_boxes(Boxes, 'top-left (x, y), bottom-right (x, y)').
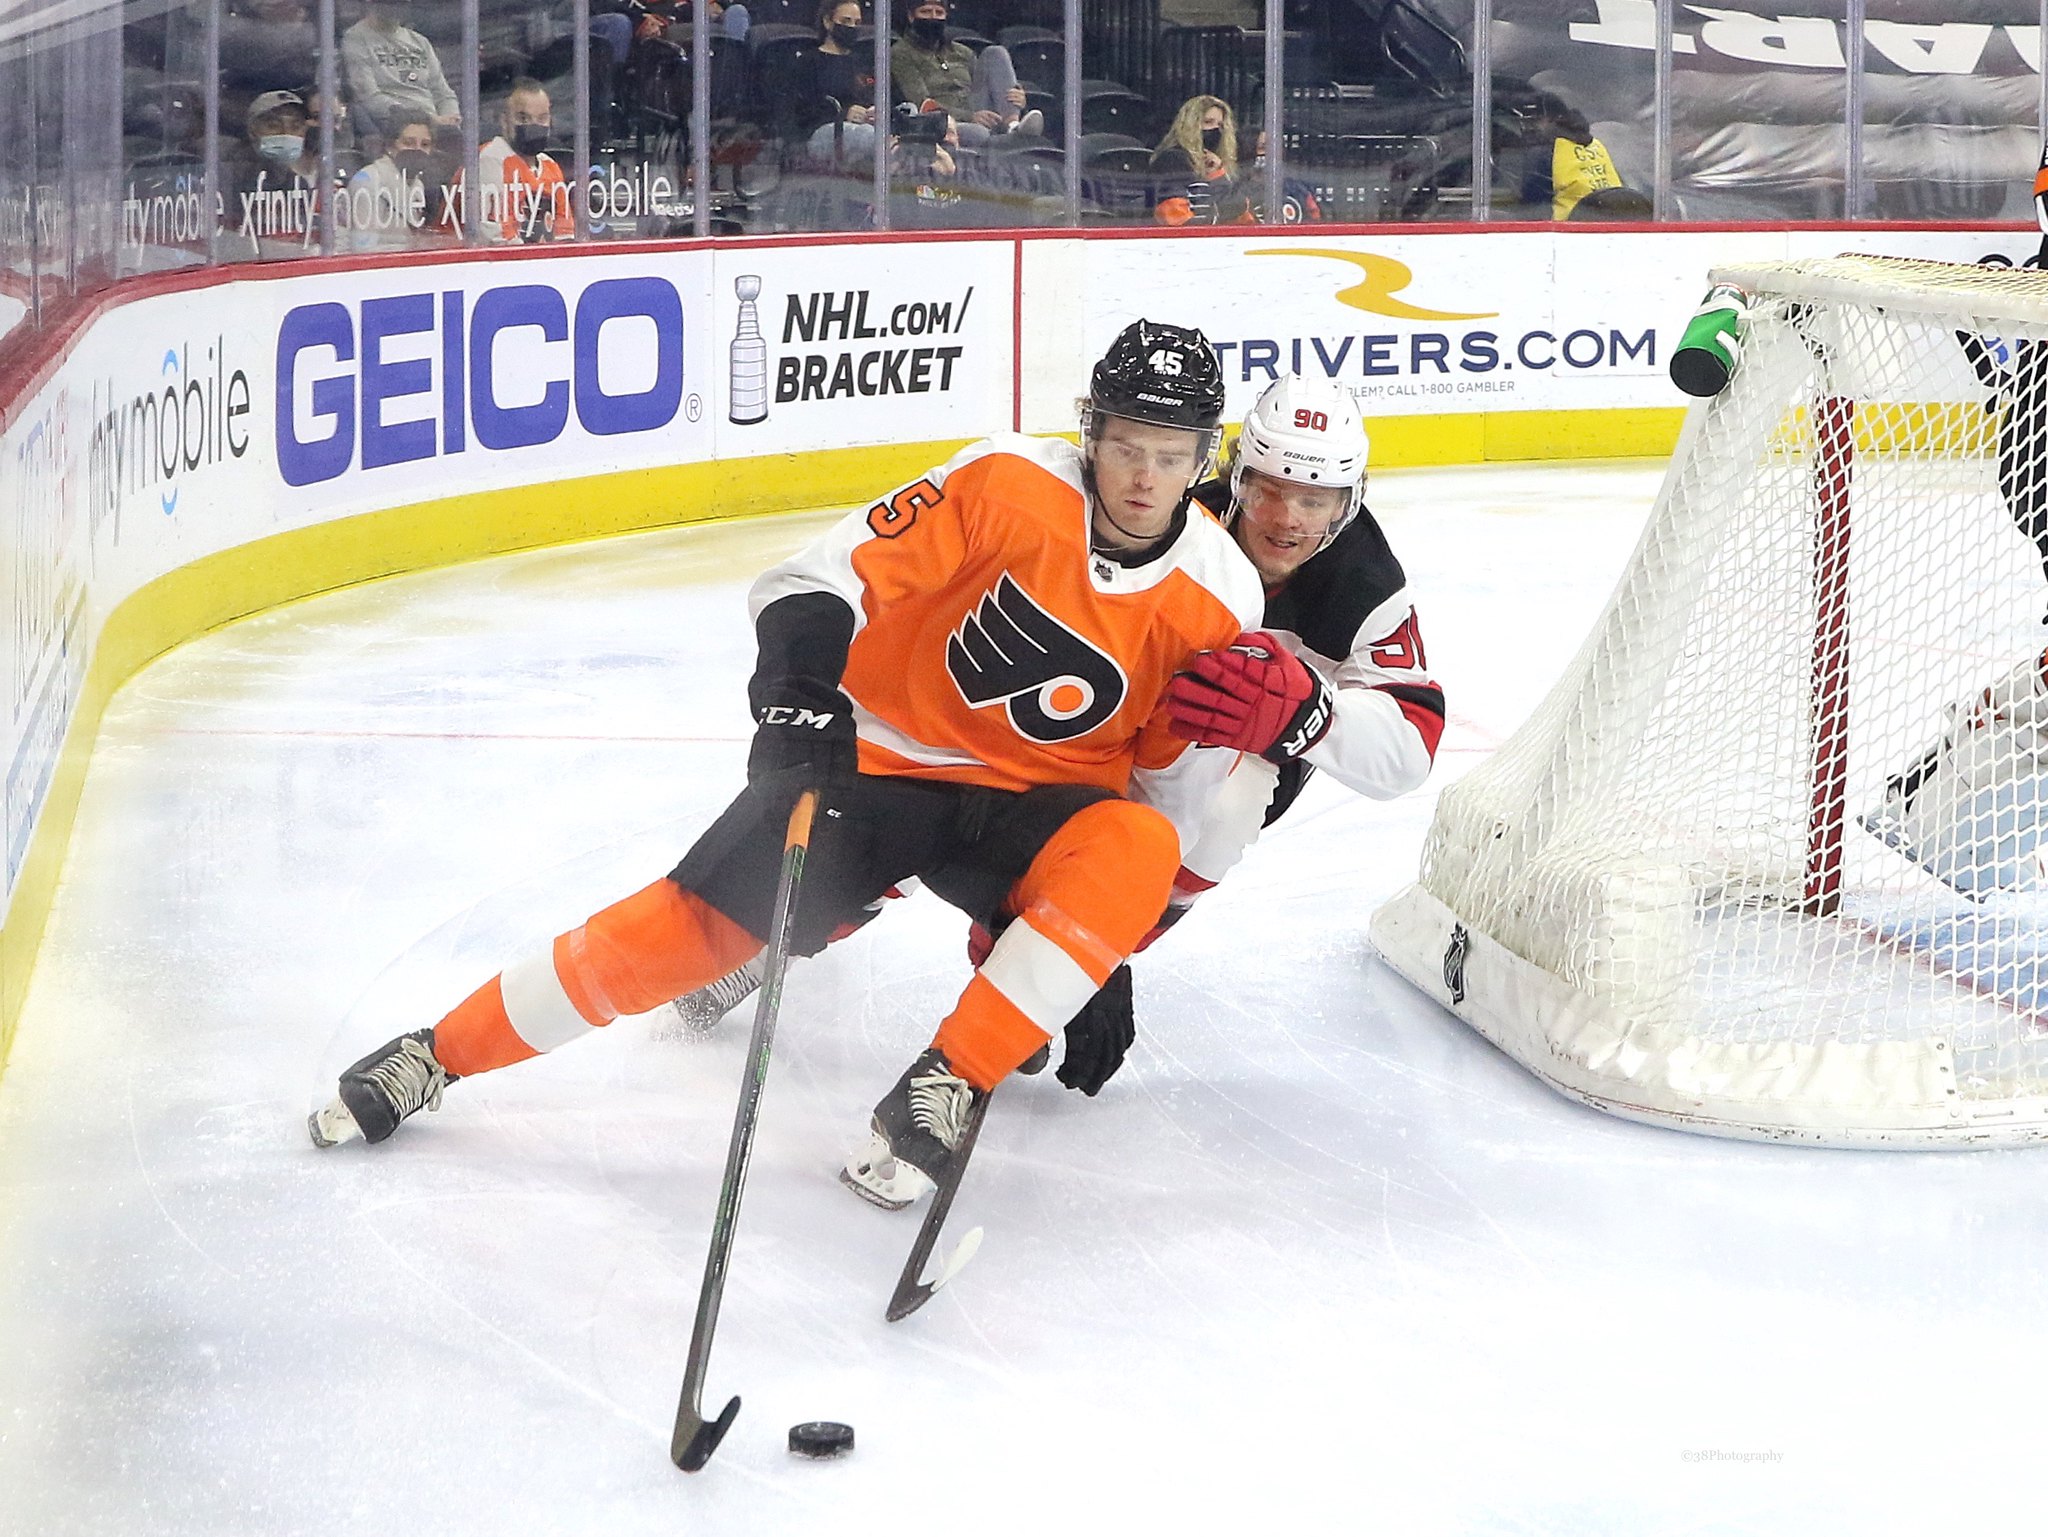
top-left (1233, 468), bottom-right (1349, 583)
top-left (1090, 415), bottom-right (1207, 549)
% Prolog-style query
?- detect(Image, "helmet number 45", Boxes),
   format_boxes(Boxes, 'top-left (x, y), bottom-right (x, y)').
top-left (1147, 348), bottom-right (1184, 376)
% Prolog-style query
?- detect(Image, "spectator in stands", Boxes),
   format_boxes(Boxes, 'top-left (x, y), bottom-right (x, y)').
top-left (342, 0), bottom-right (460, 143)
top-left (1518, 90), bottom-right (1635, 220)
top-left (302, 90), bottom-right (359, 177)
top-left (344, 113), bottom-right (452, 251)
top-left (791, 0), bottom-right (893, 163)
top-left (476, 79), bottom-right (572, 241)
top-left (1150, 95), bottom-right (1254, 226)
top-left (889, 0), bottom-right (1040, 150)
top-left (1247, 128), bottom-right (1324, 224)
top-left (891, 106), bottom-right (964, 224)
top-left (225, 88), bottom-right (320, 257)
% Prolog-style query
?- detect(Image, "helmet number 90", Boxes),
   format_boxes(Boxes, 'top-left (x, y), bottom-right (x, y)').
top-left (1293, 408), bottom-right (1329, 432)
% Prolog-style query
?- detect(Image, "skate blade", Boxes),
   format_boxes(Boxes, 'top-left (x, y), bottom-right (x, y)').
top-left (932, 1225), bottom-right (984, 1290)
top-left (307, 1098), bottom-right (363, 1149)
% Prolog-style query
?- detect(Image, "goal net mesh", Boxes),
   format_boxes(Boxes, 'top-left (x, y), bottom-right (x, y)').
top-left (1370, 255), bottom-right (2048, 1145)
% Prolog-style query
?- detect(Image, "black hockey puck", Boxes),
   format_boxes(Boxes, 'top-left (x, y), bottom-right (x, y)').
top-left (788, 1421), bottom-right (855, 1458)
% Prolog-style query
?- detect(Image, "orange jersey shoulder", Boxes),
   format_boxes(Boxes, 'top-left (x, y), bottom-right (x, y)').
top-left (835, 435), bottom-right (1260, 791)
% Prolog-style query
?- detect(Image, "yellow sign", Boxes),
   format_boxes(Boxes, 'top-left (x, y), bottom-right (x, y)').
top-left (1250, 248), bottom-right (1498, 322)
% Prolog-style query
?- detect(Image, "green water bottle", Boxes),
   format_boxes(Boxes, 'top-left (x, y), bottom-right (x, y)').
top-left (1670, 283), bottom-right (1750, 398)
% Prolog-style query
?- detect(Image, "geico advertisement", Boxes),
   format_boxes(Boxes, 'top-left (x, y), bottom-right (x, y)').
top-left (276, 254), bottom-right (716, 500)
top-left (707, 242), bottom-right (1013, 452)
top-left (1073, 228), bottom-right (2002, 421)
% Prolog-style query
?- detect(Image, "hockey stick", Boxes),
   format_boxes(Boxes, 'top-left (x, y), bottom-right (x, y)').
top-left (671, 788), bottom-right (818, 1473)
top-left (884, 1089), bottom-right (992, 1322)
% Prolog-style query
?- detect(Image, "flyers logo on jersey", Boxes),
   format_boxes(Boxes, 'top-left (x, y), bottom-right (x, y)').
top-left (947, 574), bottom-right (1128, 743)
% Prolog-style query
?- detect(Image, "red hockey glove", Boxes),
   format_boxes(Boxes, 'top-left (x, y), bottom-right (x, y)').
top-left (1167, 632), bottom-right (1333, 763)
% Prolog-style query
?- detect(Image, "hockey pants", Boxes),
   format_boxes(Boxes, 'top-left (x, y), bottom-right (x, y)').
top-left (429, 776), bottom-right (1181, 1093)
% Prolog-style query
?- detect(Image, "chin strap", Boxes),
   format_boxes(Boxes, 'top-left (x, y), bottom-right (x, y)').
top-left (1090, 490), bottom-right (1194, 564)
top-left (1082, 452), bottom-right (1198, 560)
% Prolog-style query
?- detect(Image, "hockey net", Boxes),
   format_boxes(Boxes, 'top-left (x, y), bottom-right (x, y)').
top-left (1370, 254), bottom-right (2048, 1147)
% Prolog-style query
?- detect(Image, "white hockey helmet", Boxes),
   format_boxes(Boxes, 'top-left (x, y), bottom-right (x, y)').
top-left (1227, 375), bottom-right (1370, 548)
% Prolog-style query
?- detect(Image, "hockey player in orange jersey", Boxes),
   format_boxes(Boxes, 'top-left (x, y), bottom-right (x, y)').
top-left (677, 373), bottom-right (1447, 1110)
top-left (310, 319), bottom-right (1263, 1208)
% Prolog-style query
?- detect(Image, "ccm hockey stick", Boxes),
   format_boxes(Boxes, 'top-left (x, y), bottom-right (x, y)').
top-left (671, 789), bottom-right (818, 1472)
top-left (885, 1089), bottom-right (992, 1322)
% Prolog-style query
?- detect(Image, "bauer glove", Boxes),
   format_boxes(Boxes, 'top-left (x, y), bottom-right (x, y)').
top-left (1167, 632), bottom-right (1334, 764)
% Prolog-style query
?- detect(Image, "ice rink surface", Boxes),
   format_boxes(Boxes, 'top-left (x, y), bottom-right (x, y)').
top-left (5, 462), bottom-right (2047, 1536)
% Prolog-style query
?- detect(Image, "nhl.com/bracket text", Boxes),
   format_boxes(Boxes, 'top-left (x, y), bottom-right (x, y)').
top-left (748, 282), bottom-right (976, 414)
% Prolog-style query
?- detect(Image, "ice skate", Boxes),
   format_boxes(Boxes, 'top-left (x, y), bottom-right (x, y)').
top-left (308, 1028), bottom-right (458, 1147)
top-left (665, 956), bottom-right (765, 1038)
top-left (840, 1046), bottom-right (980, 1211)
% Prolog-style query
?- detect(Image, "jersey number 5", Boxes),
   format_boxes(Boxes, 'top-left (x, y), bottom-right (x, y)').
top-left (1367, 613), bottom-right (1428, 671)
top-left (867, 478), bottom-right (943, 538)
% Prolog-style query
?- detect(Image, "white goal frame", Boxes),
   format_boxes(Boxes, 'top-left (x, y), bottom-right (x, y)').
top-left (1371, 255), bottom-right (2048, 1148)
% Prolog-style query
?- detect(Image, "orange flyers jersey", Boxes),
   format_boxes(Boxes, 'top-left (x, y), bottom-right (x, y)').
top-left (749, 433), bottom-right (1264, 848)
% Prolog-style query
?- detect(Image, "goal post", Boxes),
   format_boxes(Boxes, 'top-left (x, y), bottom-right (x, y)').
top-left (1371, 255), bottom-right (2048, 1147)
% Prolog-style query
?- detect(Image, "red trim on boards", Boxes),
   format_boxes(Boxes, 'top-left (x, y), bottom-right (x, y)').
top-left (1012, 240), bottom-right (1024, 434)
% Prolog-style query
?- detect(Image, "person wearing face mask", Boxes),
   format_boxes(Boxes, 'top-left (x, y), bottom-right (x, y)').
top-left (473, 80), bottom-right (570, 243)
top-left (789, 0), bottom-right (895, 161)
top-left (889, 0), bottom-right (1040, 150)
top-left (344, 113), bottom-right (450, 251)
top-left (228, 90), bottom-right (320, 258)
top-left (1150, 95), bottom-right (1254, 226)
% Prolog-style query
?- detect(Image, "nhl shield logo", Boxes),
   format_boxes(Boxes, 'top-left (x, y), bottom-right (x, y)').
top-left (947, 573), bottom-right (1128, 743)
top-left (1442, 922), bottom-right (1469, 1005)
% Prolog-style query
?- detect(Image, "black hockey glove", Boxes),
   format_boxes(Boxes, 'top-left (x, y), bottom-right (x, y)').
top-left (1056, 963), bottom-right (1135, 1097)
top-left (747, 677), bottom-right (857, 788)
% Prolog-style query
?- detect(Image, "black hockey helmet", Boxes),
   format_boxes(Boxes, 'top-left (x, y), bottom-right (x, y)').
top-left (1086, 319), bottom-right (1226, 434)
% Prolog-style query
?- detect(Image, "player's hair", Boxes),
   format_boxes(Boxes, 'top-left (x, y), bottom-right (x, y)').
top-left (1157, 95), bottom-right (1237, 178)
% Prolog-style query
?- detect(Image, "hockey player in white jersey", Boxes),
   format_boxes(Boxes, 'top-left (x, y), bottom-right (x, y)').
top-left (675, 374), bottom-right (1445, 1112)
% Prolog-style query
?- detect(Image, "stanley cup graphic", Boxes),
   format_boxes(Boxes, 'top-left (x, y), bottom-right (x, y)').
top-left (729, 275), bottom-right (768, 425)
